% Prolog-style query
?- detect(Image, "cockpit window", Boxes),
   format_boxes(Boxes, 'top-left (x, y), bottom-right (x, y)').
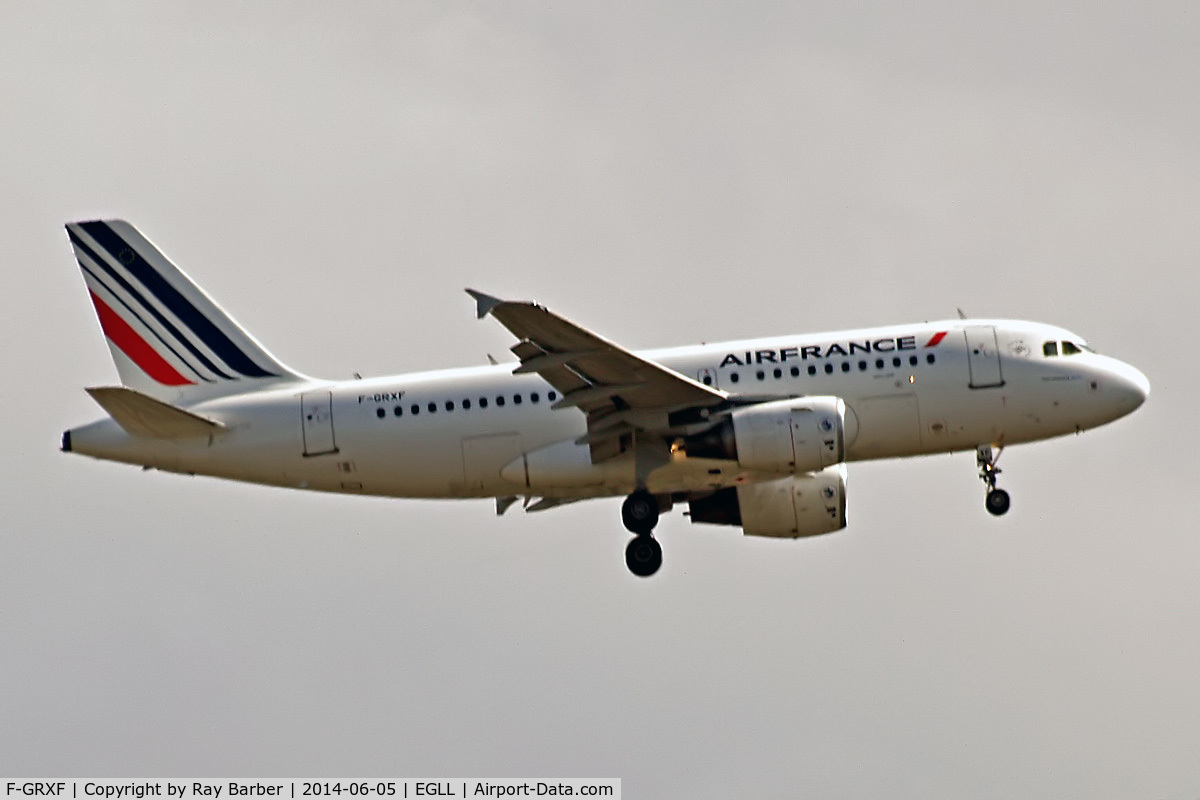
top-left (1061, 341), bottom-right (1082, 355)
top-left (1043, 341), bottom-right (1058, 357)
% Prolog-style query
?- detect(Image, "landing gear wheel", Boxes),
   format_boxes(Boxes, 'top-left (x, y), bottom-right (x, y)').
top-left (625, 535), bottom-right (663, 577)
top-left (977, 445), bottom-right (1011, 517)
top-left (985, 489), bottom-right (1011, 516)
top-left (621, 490), bottom-right (660, 534)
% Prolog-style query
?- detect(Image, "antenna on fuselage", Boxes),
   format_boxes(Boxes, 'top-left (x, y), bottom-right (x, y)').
top-left (956, 308), bottom-right (968, 320)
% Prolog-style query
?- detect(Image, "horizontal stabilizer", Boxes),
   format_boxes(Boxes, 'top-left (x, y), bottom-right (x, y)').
top-left (86, 386), bottom-right (224, 438)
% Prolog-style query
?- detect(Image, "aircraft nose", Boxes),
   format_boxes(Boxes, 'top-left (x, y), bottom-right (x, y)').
top-left (1105, 359), bottom-right (1150, 413)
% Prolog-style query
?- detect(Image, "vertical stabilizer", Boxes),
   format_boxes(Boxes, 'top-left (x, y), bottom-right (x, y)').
top-left (65, 219), bottom-right (304, 403)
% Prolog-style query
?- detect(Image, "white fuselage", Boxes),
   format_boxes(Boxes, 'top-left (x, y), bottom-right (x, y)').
top-left (67, 319), bottom-right (1149, 500)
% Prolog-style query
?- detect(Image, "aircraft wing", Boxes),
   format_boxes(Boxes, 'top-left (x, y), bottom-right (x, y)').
top-left (468, 289), bottom-right (727, 459)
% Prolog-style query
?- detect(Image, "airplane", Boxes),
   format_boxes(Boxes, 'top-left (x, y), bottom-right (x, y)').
top-left (60, 219), bottom-right (1150, 577)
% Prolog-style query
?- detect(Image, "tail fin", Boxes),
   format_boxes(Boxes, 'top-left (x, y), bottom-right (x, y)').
top-left (66, 219), bottom-right (304, 403)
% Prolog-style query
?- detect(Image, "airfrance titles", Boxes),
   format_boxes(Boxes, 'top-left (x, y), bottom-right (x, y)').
top-left (719, 336), bottom-right (920, 368)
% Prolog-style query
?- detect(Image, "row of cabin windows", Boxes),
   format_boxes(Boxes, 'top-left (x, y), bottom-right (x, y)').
top-left (375, 390), bottom-right (559, 419)
top-left (703, 353), bottom-right (937, 385)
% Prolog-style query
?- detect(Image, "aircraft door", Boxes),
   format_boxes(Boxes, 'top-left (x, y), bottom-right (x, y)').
top-left (964, 326), bottom-right (1004, 388)
top-left (697, 368), bottom-right (718, 389)
top-left (301, 391), bottom-right (338, 456)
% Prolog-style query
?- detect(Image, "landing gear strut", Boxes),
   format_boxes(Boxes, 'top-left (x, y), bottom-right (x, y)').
top-left (622, 490), bottom-right (662, 577)
top-left (977, 445), bottom-right (1011, 516)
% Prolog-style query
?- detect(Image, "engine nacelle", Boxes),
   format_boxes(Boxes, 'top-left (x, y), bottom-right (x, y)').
top-left (730, 396), bottom-right (847, 475)
top-left (688, 464), bottom-right (847, 538)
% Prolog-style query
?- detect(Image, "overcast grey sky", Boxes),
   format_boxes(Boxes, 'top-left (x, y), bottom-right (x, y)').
top-left (2, 3), bottom-right (1197, 797)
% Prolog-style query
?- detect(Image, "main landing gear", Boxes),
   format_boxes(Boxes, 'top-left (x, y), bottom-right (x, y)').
top-left (977, 445), bottom-right (1011, 516)
top-left (622, 489), bottom-right (663, 577)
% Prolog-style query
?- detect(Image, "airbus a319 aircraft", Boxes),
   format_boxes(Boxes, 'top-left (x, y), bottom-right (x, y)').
top-left (61, 220), bottom-right (1149, 576)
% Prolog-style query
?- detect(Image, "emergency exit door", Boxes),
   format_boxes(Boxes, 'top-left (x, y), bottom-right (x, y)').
top-left (301, 391), bottom-right (338, 456)
top-left (963, 326), bottom-right (1005, 388)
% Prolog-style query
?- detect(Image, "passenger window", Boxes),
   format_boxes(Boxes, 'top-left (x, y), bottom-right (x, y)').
top-left (427, 402), bottom-right (437, 413)
top-left (808, 365), bottom-right (817, 376)
top-left (548, 391), bottom-right (557, 401)
top-left (445, 401), bottom-right (454, 411)
top-left (479, 397), bottom-right (488, 408)
top-left (513, 394), bottom-right (522, 404)
top-left (841, 362), bottom-right (851, 373)
top-left (892, 357), bottom-right (902, 368)
top-left (394, 406), bottom-right (403, 417)
top-left (926, 354), bottom-right (936, 364)
top-left (411, 404), bottom-right (420, 415)
top-left (773, 368), bottom-right (782, 379)
top-left (858, 360), bottom-right (867, 371)
top-left (376, 408), bottom-right (385, 419)
top-left (756, 370), bottom-right (765, 381)
top-left (496, 395), bottom-right (506, 407)
top-left (790, 366), bottom-right (800, 377)
top-left (875, 358), bottom-right (884, 369)
top-left (824, 363), bottom-right (834, 374)
top-left (463, 399), bottom-right (472, 410)
top-left (1043, 341), bottom-right (1058, 357)
top-left (702, 375), bottom-right (713, 385)
top-left (909, 355), bottom-right (918, 366)
top-left (730, 372), bottom-right (740, 383)
top-left (531, 392), bottom-right (540, 403)
top-left (1062, 341), bottom-right (1081, 355)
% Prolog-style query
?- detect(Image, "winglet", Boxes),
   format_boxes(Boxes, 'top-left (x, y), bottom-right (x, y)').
top-left (466, 289), bottom-right (504, 319)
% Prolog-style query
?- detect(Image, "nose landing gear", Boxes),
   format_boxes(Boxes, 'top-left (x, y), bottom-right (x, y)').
top-left (622, 490), bottom-right (663, 577)
top-left (977, 445), bottom-right (1010, 516)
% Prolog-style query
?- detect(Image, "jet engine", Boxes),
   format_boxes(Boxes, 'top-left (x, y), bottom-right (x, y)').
top-left (686, 396), bottom-right (849, 475)
top-left (688, 464), bottom-right (848, 538)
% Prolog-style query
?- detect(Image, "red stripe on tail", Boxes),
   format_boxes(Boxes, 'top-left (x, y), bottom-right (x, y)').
top-left (924, 331), bottom-right (948, 347)
top-left (89, 291), bottom-right (193, 386)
